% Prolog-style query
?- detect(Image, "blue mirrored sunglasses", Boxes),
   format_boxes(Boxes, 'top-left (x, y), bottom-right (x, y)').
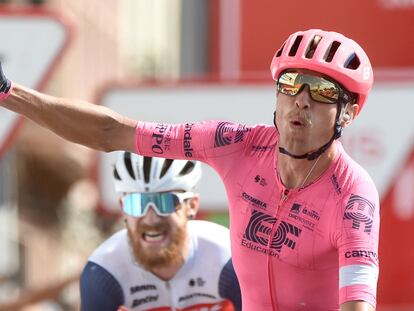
top-left (121, 192), bottom-right (194, 218)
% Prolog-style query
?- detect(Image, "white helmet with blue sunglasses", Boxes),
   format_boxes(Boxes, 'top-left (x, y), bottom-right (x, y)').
top-left (113, 152), bottom-right (202, 217)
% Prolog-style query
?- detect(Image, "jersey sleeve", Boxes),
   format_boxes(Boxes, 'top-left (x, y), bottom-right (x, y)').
top-left (218, 259), bottom-right (242, 311)
top-left (80, 261), bottom-right (124, 311)
top-left (134, 121), bottom-right (254, 178)
top-left (333, 180), bottom-right (380, 308)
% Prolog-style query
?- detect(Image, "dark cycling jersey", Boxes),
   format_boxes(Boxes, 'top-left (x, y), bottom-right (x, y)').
top-left (80, 220), bottom-right (241, 311)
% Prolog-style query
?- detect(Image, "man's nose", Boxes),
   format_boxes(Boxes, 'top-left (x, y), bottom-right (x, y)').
top-left (141, 205), bottom-right (162, 223)
top-left (295, 84), bottom-right (311, 109)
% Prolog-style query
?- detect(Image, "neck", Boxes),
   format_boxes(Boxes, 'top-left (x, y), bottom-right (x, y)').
top-left (277, 140), bottom-right (337, 189)
top-left (151, 258), bottom-right (185, 281)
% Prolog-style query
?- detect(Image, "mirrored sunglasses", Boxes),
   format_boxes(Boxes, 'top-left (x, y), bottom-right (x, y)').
top-left (277, 71), bottom-right (353, 104)
top-left (121, 191), bottom-right (194, 218)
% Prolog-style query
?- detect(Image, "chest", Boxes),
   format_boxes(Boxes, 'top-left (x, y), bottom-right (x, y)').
top-left (122, 264), bottom-right (225, 310)
top-left (226, 158), bottom-right (340, 270)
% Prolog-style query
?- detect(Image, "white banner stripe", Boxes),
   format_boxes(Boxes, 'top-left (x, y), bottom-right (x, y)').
top-left (339, 264), bottom-right (379, 289)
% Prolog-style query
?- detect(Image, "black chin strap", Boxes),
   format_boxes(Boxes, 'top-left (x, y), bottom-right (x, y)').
top-left (273, 107), bottom-right (344, 161)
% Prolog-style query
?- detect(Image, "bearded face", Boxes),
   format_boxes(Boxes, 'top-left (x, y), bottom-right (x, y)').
top-left (126, 212), bottom-right (188, 271)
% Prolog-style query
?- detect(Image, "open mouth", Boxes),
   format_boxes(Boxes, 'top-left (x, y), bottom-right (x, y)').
top-left (291, 120), bottom-right (303, 126)
top-left (142, 230), bottom-right (166, 243)
top-left (290, 117), bottom-right (306, 127)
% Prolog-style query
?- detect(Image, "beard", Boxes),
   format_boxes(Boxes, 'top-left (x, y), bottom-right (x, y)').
top-left (126, 220), bottom-right (187, 271)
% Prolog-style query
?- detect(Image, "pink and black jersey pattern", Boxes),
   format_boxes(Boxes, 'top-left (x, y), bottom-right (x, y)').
top-left (135, 121), bottom-right (380, 311)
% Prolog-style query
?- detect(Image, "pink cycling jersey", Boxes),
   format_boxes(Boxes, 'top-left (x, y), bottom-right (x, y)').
top-left (135, 121), bottom-right (380, 311)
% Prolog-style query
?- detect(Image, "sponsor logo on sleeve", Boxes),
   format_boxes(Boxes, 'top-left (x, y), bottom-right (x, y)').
top-left (183, 123), bottom-right (194, 157)
top-left (151, 123), bottom-right (170, 154)
top-left (214, 122), bottom-right (251, 148)
top-left (344, 250), bottom-right (378, 260)
top-left (242, 210), bottom-right (301, 257)
top-left (331, 174), bottom-right (342, 194)
top-left (343, 194), bottom-right (376, 234)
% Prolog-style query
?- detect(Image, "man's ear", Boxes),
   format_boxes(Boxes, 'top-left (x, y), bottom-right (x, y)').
top-left (187, 195), bottom-right (200, 219)
top-left (341, 103), bottom-right (359, 127)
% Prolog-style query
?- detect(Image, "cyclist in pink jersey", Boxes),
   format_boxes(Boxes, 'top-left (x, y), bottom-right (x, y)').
top-left (0, 29), bottom-right (379, 310)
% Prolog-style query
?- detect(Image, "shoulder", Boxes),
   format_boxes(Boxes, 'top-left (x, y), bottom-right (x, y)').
top-left (188, 220), bottom-right (231, 252)
top-left (333, 144), bottom-right (380, 229)
top-left (188, 220), bottom-right (230, 238)
top-left (88, 229), bottom-right (130, 269)
top-left (335, 143), bottom-right (378, 198)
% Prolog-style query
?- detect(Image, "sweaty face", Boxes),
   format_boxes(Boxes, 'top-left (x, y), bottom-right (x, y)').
top-left (275, 69), bottom-right (338, 154)
top-left (126, 203), bottom-right (189, 271)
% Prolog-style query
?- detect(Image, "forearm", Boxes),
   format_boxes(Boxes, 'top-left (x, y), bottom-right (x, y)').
top-left (2, 83), bottom-right (137, 152)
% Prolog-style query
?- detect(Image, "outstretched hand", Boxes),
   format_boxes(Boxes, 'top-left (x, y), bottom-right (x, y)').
top-left (0, 62), bottom-right (12, 100)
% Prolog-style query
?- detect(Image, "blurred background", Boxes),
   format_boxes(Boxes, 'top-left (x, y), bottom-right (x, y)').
top-left (0, 0), bottom-right (413, 310)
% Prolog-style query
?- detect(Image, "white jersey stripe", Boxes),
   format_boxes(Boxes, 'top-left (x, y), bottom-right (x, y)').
top-left (339, 264), bottom-right (379, 289)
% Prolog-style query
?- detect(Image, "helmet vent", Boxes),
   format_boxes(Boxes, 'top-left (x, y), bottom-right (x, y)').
top-left (124, 152), bottom-right (136, 180)
top-left (275, 43), bottom-right (285, 58)
top-left (160, 159), bottom-right (174, 179)
top-left (179, 161), bottom-right (195, 176)
top-left (305, 35), bottom-right (322, 59)
top-left (324, 41), bottom-right (341, 63)
top-left (143, 156), bottom-right (153, 183)
top-left (288, 35), bottom-right (303, 56)
top-left (344, 53), bottom-right (360, 70)
top-left (113, 167), bottom-right (121, 180)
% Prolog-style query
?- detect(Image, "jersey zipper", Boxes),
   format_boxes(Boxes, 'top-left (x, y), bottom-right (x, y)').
top-left (165, 281), bottom-right (176, 311)
top-left (267, 187), bottom-right (290, 311)
top-left (281, 188), bottom-right (289, 202)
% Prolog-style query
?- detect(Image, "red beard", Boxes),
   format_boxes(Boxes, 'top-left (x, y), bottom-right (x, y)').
top-left (127, 220), bottom-right (187, 271)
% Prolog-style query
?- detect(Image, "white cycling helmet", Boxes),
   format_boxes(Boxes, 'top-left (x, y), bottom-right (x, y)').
top-left (113, 152), bottom-right (202, 193)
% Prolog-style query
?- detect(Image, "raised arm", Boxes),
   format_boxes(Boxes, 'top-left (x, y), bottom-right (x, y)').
top-left (0, 64), bottom-right (137, 152)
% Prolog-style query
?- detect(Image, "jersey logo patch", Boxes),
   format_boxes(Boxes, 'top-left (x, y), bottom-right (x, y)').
top-left (254, 175), bottom-right (268, 186)
top-left (343, 194), bottom-right (375, 234)
top-left (183, 123), bottom-right (194, 157)
top-left (242, 210), bottom-right (301, 257)
top-left (189, 277), bottom-right (206, 287)
top-left (130, 284), bottom-right (157, 294)
top-left (151, 123), bottom-right (171, 154)
top-left (214, 122), bottom-right (250, 147)
top-left (288, 203), bottom-right (320, 231)
top-left (132, 294), bottom-right (159, 308)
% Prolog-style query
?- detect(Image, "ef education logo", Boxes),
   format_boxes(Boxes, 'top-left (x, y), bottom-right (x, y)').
top-left (242, 210), bottom-right (301, 257)
top-left (343, 194), bottom-right (375, 234)
top-left (214, 122), bottom-right (250, 148)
